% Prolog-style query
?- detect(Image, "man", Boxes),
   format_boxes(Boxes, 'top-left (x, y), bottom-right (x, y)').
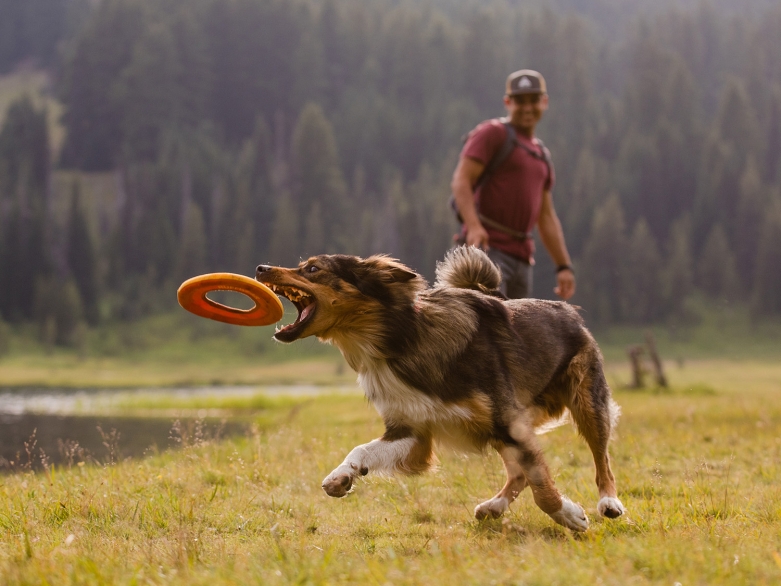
top-left (451, 69), bottom-right (575, 300)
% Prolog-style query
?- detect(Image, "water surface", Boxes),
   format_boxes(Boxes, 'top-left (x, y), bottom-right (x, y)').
top-left (0, 385), bottom-right (354, 470)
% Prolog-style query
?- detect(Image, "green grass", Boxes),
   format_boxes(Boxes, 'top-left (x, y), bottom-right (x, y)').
top-left (1, 367), bottom-right (781, 584)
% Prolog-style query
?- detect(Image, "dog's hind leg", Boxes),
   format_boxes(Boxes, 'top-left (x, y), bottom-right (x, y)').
top-left (322, 429), bottom-right (433, 498)
top-left (480, 423), bottom-right (589, 532)
top-left (567, 351), bottom-right (625, 519)
top-left (474, 448), bottom-right (528, 520)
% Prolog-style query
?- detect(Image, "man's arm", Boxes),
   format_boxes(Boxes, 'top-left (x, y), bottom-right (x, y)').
top-left (451, 156), bottom-right (490, 249)
top-left (537, 189), bottom-right (576, 300)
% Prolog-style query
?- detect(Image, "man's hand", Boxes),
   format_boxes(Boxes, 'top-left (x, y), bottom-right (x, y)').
top-left (465, 222), bottom-right (490, 250)
top-left (554, 268), bottom-right (575, 300)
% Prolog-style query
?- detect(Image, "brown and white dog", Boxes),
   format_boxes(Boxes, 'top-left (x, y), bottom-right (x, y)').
top-left (255, 246), bottom-right (624, 531)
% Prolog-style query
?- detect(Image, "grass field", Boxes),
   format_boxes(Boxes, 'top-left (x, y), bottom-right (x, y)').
top-left (1, 361), bottom-right (780, 585)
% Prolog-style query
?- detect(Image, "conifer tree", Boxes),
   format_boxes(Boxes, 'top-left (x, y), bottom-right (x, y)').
top-left (66, 181), bottom-right (100, 324)
top-left (698, 223), bottom-right (739, 301)
top-left (764, 89), bottom-right (781, 184)
top-left (59, 0), bottom-right (147, 169)
top-left (267, 191), bottom-right (300, 267)
top-left (290, 103), bottom-right (350, 253)
top-left (694, 79), bottom-right (761, 245)
top-left (580, 193), bottom-right (627, 325)
top-left (751, 197), bottom-right (781, 316)
top-left (302, 202), bottom-right (326, 259)
top-left (735, 156), bottom-right (766, 286)
top-left (135, 200), bottom-right (176, 284)
top-left (0, 96), bottom-right (50, 321)
top-left (621, 218), bottom-right (663, 323)
top-left (112, 22), bottom-right (183, 162)
top-left (663, 214), bottom-right (694, 318)
top-left (174, 202), bottom-right (208, 284)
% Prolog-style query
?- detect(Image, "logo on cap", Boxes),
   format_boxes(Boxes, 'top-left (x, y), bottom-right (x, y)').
top-left (519, 76), bottom-right (532, 88)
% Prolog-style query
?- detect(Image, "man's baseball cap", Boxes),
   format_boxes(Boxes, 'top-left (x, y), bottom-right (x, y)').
top-left (506, 70), bottom-right (547, 96)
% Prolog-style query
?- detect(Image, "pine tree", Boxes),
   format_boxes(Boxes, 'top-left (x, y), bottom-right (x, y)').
top-left (564, 148), bottom-right (608, 253)
top-left (66, 181), bottom-right (100, 324)
top-left (735, 156), bottom-right (766, 286)
top-left (59, 0), bottom-right (147, 169)
top-left (694, 78), bottom-right (761, 245)
top-left (0, 96), bottom-right (50, 321)
top-left (34, 275), bottom-right (84, 346)
top-left (579, 193), bottom-right (627, 325)
top-left (751, 196), bottom-right (781, 316)
top-left (290, 103), bottom-right (350, 253)
top-left (112, 22), bottom-right (184, 162)
top-left (0, 95), bottom-right (50, 197)
top-left (267, 191), bottom-right (300, 267)
top-left (621, 219), bottom-right (663, 323)
top-left (698, 223), bottom-right (739, 301)
top-left (174, 202), bottom-right (208, 284)
top-left (302, 202), bottom-right (326, 259)
top-left (663, 214), bottom-right (694, 318)
top-left (764, 89), bottom-right (781, 184)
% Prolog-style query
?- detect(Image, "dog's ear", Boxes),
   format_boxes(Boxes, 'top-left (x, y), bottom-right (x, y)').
top-left (363, 257), bottom-right (418, 284)
top-left (343, 256), bottom-right (420, 300)
top-left (383, 266), bottom-right (417, 283)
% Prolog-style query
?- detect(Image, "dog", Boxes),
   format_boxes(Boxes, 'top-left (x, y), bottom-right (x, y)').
top-left (255, 246), bottom-right (625, 531)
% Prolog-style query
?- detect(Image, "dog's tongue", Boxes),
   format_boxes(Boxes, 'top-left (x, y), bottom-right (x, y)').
top-left (301, 303), bottom-right (315, 321)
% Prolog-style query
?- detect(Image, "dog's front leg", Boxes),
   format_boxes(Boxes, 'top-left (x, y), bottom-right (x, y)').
top-left (322, 431), bottom-right (432, 497)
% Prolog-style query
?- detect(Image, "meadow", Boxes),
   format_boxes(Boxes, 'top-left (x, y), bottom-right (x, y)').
top-left (1, 356), bottom-right (780, 585)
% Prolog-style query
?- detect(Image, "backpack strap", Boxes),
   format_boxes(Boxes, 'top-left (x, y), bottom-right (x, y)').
top-left (517, 136), bottom-right (552, 171)
top-left (474, 121), bottom-right (517, 190)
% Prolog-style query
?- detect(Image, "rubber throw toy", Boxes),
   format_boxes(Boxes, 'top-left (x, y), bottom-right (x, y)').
top-left (177, 273), bottom-right (284, 326)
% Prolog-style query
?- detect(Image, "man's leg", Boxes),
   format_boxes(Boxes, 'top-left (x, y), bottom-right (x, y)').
top-left (507, 260), bottom-right (532, 299)
top-left (486, 248), bottom-right (532, 299)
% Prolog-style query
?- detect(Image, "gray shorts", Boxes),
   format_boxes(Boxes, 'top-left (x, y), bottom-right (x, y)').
top-left (485, 247), bottom-right (533, 299)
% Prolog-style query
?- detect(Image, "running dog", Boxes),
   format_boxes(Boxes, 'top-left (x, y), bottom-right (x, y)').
top-left (255, 246), bottom-right (625, 531)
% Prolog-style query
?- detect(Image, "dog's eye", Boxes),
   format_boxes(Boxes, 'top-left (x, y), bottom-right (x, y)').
top-left (307, 265), bottom-right (319, 273)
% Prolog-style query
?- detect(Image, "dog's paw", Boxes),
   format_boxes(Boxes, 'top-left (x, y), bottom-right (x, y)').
top-left (474, 497), bottom-right (509, 520)
top-left (322, 467), bottom-right (355, 498)
top-left (597, 496), bottom-right (625, 519)
top-left (549, 497), bottom-right (589, 532)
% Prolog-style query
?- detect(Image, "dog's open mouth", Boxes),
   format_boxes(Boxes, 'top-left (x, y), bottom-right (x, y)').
top-left (266, 283), bottom-right (316, 342)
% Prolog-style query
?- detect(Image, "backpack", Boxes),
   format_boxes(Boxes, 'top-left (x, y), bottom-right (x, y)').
top-left (450, 120), bottom-right (552, 240)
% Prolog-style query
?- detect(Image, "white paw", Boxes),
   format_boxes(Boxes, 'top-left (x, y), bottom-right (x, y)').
top-left (474, 497), bottom-right (509, 520)
top-left (597, 496), bottom-right (625, 519)
top-left (322, 465), bottom-right (356, 498)
top-left (549, 497), bottom-right (589, 532)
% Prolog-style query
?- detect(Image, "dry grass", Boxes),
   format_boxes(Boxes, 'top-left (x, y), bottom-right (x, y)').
top-left (1, 362), bottom-right (781, 585)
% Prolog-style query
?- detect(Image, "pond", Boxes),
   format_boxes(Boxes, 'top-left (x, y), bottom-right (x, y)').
top-left (0, 385), bottom-right (355, 471)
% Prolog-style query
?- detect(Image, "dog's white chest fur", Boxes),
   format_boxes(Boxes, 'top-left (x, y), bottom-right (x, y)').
top-left (358, 361), bottom-right (476, 440)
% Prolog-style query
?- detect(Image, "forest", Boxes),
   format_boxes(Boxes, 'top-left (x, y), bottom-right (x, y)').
top-left (1, 0), bottom-right (781, 346)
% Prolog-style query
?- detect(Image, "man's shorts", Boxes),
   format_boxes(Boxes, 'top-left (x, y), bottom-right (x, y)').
top-left (485, 247), bottom-right (533, 299)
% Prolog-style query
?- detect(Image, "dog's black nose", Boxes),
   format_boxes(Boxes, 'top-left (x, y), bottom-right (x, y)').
top-left (256, 264), bottom-right (272, 277)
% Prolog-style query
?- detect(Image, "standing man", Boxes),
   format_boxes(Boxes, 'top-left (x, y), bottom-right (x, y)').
top-left (451, 69), bottom-right (575, 300)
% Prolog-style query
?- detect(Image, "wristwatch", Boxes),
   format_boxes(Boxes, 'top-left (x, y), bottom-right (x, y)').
top-left (556, 264), bottom-right (574, 274)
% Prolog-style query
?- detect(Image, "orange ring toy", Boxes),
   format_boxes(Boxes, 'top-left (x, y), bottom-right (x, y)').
top-left (177, 273), bottom-right (284, 326)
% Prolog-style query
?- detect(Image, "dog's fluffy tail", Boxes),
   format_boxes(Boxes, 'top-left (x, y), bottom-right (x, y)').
top-left (435, 246), bottom-right (501, 293)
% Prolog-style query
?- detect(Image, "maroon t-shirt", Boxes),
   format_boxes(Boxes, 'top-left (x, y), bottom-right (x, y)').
top-left (461, 118), bottom-right (555, 263)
